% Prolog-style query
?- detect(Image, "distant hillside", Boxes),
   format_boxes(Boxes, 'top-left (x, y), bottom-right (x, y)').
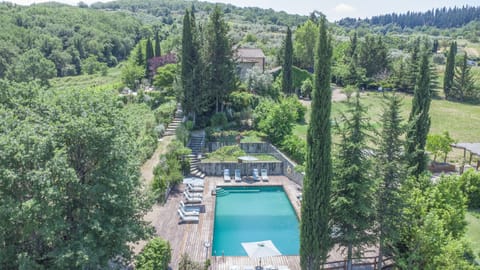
top-left (0, 2), bottom-right (141, 80)
top-left (90, 0), bottom-right (307, 27)
top-left (338, 5), bottom-right (480, 29)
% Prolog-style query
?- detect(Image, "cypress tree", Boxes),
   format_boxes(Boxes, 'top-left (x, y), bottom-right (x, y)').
top-left (333, 92), bottom-right (376, 270)
top-left (406, 49), bottom-right (432, 177)
top-left (300, 16), bottom-right (333, 270)
top-left (145, 38), bottom-right (154, 77)
top-left (376, 94), bottom-right (405, 269)
top-left (154, 31), bottom-right (161, 57)
top-left (443, 41), bottom-right (457, 99)
top-left (452, 52), bottom-right (475, 101)
top-left (181, 10), bottom-right (194, 117)
top-left (282, 26), bottom-right (293, 95)
top-left (135, 43), bottom-right (144, 67)
top-left (205, 6), bottom-right (236, 113)
top-left (406, 39), bottom-right (420, 92)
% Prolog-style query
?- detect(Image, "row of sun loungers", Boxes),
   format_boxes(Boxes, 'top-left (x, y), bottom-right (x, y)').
top-left (224, 168), bottom-right (269, 182)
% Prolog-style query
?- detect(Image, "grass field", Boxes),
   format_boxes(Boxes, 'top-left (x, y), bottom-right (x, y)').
top-left (49, 64), bottom-right (123, 91)
top-left (295, 91), bottom-right (480, 144)
top-left (466, 211), bottom-right (480, 259)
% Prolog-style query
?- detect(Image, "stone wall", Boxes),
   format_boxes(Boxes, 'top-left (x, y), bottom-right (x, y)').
top-left (204, 142), bottom-right (304, 186)
top-left (198, 161), bottom-right (283, 177)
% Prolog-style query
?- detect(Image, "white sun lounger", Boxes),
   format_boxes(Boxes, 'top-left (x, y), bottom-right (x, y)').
top-left (183, 191), bottom-right (202, 203)
top-left (277, 266), bottom-right (290, 270)
top-left (235, 169), bottom-right (242, 182)
top-left (229, 266), bottom-right (240, 270)
top-left (179, 200), bottom-right (201, 212)
top-left (252, 168), bottom-right (259, 181)
top-left (178, 206), bottom-right (199, 216)
top-left (184, 190), bottom-right (202, 198)
top-left (261, 168), bottom-right (269, 181)
top-left (224, 169), bottom-right (231, 182)
top-left (177, 209), bottom-right (199, 223)
top-left (243, 266), bottom-right (255, 270)
top-left (187, 183), bottom-right (204, 192)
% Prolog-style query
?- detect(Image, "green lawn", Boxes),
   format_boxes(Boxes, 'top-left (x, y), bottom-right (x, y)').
top-left (466, 211), bottom-right (480, 258)
top-left (294, 92), bottom-right (480, 144)
top-left (49, 65), bottom-right (123, 91)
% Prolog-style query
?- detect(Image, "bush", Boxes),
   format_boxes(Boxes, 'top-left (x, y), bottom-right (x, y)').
top-left (300, 78), bottom-right (313, 98)
top-left (280, 134), bottom-right (306, 164)
top-left (458, 170), bottom-right (480, 209)
top-left (136, 238), bottom-right (171, 270)
top-left (154, 124), bottom-right (165, 138)
top-left (256, 98), bottom-right (298, 144)
top-left (179, 254), bottom-right (203, 270)
top-left (284, 96), bottom-right (306, 123)
top-left (154, 100), bottom-right (177, 124)
top-left (210, 112), bottom-right (228, 128)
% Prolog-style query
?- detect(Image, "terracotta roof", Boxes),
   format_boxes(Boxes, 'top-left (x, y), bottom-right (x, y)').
top-left (236, 48), bottom-right (265, 59)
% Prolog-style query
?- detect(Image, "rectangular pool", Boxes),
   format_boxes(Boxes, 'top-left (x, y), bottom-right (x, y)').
top-left (212, 186), bottom-right (299, 256)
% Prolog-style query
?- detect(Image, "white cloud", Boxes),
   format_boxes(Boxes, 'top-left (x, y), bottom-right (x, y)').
top-left (334, 3), bottom-right (355, 13)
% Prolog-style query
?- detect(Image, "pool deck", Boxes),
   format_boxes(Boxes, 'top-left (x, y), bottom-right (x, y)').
top-left (146, 175), bottom-right (376, 270)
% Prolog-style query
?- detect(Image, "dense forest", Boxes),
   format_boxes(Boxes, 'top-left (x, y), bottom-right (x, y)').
top-left (339, 5), bottom-right (480, 29)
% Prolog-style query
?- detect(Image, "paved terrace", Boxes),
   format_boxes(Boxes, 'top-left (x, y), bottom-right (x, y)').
top-left (143, 176), bottom-right (377, 270)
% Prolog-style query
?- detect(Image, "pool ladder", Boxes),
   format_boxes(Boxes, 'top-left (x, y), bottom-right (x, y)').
top-left (215, 188), bottom-right (229, 197)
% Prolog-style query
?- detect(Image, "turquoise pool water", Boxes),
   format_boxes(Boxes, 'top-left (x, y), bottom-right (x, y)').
top-left (212, 186), bottom-right (299, 256)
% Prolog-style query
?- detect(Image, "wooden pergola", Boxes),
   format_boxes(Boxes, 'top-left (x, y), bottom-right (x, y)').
top-left (452, 143), bottom-right (480, 172)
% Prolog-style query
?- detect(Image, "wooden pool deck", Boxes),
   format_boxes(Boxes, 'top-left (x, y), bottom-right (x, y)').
top-left (144, 176), bottom-right (376, 270)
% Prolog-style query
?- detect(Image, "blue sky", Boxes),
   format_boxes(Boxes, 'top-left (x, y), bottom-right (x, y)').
top-left (6, 0), bottom-right (480, 21)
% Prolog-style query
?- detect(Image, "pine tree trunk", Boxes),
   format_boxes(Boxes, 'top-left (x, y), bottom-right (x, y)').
top-left (377, 238), bottom-right (383, 270)
top-left (347, 243), bottom-right (353, 270)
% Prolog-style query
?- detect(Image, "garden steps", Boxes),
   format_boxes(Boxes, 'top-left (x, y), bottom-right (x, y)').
top-left (187, 133), bottom-right (206, 178)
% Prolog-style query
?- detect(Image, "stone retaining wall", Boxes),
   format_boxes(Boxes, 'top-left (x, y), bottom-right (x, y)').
top-left (204, 142), bottom-right (304, 186)
top-left (198, 161), bottom-right (283, 177)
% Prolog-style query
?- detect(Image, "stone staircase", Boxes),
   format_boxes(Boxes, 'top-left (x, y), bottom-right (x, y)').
top-left (187, 133), bottom-right (206, 178)
top-left (164, 105), bottom-right (184, 136)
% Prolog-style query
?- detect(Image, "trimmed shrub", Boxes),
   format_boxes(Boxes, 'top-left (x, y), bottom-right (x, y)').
top-left (136, 238), bottom-right (171, 270)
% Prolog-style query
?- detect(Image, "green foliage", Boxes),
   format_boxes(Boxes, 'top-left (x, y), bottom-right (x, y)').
top-left (229, 90), bottom-right (258, 112)
top-left (121, 62), bottom-right (145, 90)
top-left (282, 26), bottom-right (293, 94)
top-left (178, 253), bottom-right (203, 270)
top-left (406, 49), bottom-right (432, 177)
top-left (452, 52), bottom-right (477, 101)
top-left (8, 48), bottom-right (56, 85)
top-left (398, 175), bottom-right (470, 269)
top-left (136, 238), bottom-right (171, 270)
top-left (152, 140), bottom-right (191, 200)
top-left (300, 78), bottom-right (313, 98)
top-left (210, 112), bottom-right (228, 128)
top-left (122, 103), bottom-right (158, 162)
top-left (82, 55), bottom-right (108, 75)
top-left (284, 96), bottom-right (305, 123)
top-left (0, 3), bottom-right (141, 79)
top-left (444, 41), bottom-right (457, 99)
top-left (293, 20), bottom-right (319, 69)
top-left (155, 31), bottom-right (162, 57)
top-left (426, 131), bottom-right (455, 162)
top-left (342, 85), bottom-right (356, 102)
top-left (257, 98), bottom-right (297, 144)
top-left (207, 145), bottom-right (246, 162)
top-left (458, 170), bottom-right (480, 209)
top-left (375, 93), bottom-right (405, 269)
top-left (153, 63), bottom-right (177, 96)
top-left (280, 134), bottom-right (306, 164)
top-left (154, 100), bottom-right (177, 124)
top-left (0, 82), bottom-right (151, 268)
top-left (301, 16), bottom-right (333, 269)
top-left (358, 35), bottom-right (389, 79)
top-left (245, 67), bottom-right (277, 98)
top-left (332, 94), bottom-right (376, 267)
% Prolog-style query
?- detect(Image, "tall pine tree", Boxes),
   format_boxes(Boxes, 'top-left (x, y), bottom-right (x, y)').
top-left (406, 49), bottom-right (432, 177)
top-left (376, 94), bottom-right (405, 269)
top-left (154, 31), bottom-right (161, 57)
top-left (443, 41), bottom-right (457, 99)
top-left (452, 52), bottom-right (475, 101)
top-left (205, 6), bottom-right (236, 113)
top-left (145, 38), bottom-right (154, 78)
top-left (333, 93), bottom-right (376, 270)
top-left (135, 42), bottom-right (145, 67)
top-left (406, 38), bottom-right (421, 92)
top-left (300, 16), bottom-right (333, 270)
top-left (282, 26), bottom-right (293, 94)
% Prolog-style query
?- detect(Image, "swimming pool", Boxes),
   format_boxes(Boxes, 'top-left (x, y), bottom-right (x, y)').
top-left (212, 186), bottom-right (299, 256)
